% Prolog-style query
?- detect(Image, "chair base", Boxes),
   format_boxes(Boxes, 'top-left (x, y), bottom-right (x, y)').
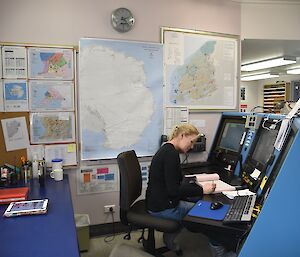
top-left (142, 228), bottom-right (183, 257)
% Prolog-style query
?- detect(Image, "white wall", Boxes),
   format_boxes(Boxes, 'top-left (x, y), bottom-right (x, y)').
top-left (241, 3), bottom-right (300, 40)
top-left (0, 0), bottom-right (241, 225)
top-left (0, 0), bottom-right (241, 45)
top-left (240, 81), bottom-right (261, 112)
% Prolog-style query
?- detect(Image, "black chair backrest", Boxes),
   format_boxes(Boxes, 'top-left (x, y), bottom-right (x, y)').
top-left (117, 150), bottom-right (142, 212)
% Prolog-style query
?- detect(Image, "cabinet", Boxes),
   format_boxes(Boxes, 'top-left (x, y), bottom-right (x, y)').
top-left (263, 82), bottom-right (290, 113)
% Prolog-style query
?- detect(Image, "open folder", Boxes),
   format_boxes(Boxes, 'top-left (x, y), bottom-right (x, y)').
top-left (185, 173), bottom-right (236, 193)
top-left (188, 200), bottom-right (230, 220)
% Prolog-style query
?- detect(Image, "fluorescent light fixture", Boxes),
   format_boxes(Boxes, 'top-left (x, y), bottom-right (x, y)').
top-left (241, 73), bottom-right (279, 81)
top-left (287, 68), bottom-right (300, 75)
top-left (241, 57), bottom-right (296, 72)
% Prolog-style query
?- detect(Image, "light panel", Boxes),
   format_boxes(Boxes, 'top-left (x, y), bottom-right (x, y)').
top-left (287, 68), bottom-right (300, 75)
top-left (241, 57), bottom-right (296, 72)
top-left (241, 73), bottom-right (279, 81)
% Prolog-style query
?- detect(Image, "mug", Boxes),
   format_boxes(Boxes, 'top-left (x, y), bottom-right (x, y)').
top-left (50, 169), bottom-right (63, 181)
top-left (51, 158), bottom-right (63, 171)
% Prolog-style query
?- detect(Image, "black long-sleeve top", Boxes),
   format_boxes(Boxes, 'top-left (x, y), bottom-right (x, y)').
top-left (146, 143), bottom-right (200, 212)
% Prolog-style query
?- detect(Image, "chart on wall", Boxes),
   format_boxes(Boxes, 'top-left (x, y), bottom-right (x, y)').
top-left (79, 38), bottom-right (163, 160)
top-left (162, 27), bottom-right (239, 110)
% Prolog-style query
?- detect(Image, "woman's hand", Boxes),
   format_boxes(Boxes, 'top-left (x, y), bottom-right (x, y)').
top-left (203, 182), bottom-right (216, 194)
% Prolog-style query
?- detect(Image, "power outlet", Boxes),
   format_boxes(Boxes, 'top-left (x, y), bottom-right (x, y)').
top-left (104, 204), bottom-right (115, 213)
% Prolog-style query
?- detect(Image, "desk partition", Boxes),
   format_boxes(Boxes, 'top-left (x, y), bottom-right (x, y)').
top-left (183, 114), bottom-right (300, 256)
top-left (0, 175), bottom-right (80, 257)
top-left (239, 118), bottom-right (300, 257)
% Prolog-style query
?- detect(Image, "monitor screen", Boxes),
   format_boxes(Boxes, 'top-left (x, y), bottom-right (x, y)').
top-left (219, 122), bottom-right (246, 152)
top-left (251, 127), bottom-right (279, 165)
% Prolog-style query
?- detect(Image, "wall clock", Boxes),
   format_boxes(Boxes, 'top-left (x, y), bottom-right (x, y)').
top-left (111, 7), bottom-right (135, 33)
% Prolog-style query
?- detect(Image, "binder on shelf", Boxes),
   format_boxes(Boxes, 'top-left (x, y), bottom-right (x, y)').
top-left (0, 187), bottom-right (29, 204)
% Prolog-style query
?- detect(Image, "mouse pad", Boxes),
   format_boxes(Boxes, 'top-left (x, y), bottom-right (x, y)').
top-left (187, 200), bottom-right (230, 220)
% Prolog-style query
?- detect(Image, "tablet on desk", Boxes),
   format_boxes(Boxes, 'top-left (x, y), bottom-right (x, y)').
top-left (3, 199), bottom-right (48, 217)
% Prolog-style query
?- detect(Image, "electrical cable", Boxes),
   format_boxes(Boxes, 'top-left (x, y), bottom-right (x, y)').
top-left (104, 209), bottom-right (116, 243)
top-left (181, 153), bottom-right (189, 164)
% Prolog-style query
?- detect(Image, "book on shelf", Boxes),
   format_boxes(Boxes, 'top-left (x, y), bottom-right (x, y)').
top-left (185, 173), bottom-right (236, 194)
top-left (0, 187), bottom-right (29, 204)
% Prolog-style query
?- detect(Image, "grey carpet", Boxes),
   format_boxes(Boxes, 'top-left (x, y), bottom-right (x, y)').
top-left (81, 228), bottom-right (212, 257)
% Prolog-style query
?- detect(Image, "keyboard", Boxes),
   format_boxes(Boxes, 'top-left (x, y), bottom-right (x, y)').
top-left (223, 195), bottom-right (256, 224)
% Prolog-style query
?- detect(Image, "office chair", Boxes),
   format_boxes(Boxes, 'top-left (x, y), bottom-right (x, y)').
top-left (117, 150), bottom-right (181, 257)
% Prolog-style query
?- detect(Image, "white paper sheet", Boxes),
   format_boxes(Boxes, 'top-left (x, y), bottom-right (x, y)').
top-left (1, 117), bottom-right (29, 151)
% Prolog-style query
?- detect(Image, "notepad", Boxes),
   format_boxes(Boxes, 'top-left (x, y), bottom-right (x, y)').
top-left (0, 187), bottom-right (29, 204)
top-left (188, 200), bottom-right (230, 220)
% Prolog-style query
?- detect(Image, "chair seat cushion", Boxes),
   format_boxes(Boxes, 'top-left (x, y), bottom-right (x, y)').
top-left (126, 200), bottom-right (180, 233)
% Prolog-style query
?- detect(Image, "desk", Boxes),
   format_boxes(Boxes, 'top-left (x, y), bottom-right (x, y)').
top-left (0, 175), bottom-right (80, 257)
top-left (183, 194), bottom-right (251, 251)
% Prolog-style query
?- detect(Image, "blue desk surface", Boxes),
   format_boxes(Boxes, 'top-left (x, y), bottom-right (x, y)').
top-left (0, 175), bottom-right (80, 257)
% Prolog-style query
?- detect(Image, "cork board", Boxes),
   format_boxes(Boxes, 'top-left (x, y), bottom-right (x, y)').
top-left (0, 112), bottom-right (30, 167)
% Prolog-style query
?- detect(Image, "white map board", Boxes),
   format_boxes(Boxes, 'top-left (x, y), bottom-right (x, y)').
top-left (162, 27), bottom-right (239, 110)
top-left (79, 38), bottom-right (163, 160)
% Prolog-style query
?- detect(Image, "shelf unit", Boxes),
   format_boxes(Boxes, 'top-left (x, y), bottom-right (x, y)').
top-left (263, 82), bottom-right (290, 113)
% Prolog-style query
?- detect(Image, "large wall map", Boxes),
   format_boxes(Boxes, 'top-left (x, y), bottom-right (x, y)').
top-left (163, 28), bottom-right (239, 110)
top-left (79, 38), bottom-right (163, 160)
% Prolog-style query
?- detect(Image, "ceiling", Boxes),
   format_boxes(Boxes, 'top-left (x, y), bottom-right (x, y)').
top-left (232, 0), bottom-right (300, 3)
top-left (241, 39), bottom-right (300, 76)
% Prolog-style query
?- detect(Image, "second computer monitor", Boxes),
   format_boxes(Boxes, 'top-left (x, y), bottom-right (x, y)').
top-left (210, 115), bottom-right (247, 169)
top-left (242, 119), bottom-right (280, 191)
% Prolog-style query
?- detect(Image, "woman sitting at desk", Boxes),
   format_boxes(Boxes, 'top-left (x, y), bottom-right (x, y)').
top-left (146, 124), bottom-right (237, 257)
top-left (146, 124), bottom-right (216, 253)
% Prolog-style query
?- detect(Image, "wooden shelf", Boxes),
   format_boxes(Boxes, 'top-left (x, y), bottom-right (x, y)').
top-left (263, 82), bottom-right (290, 113)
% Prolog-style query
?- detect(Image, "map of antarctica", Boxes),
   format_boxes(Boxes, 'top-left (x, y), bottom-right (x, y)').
top-left (79, 38), bottom-right (163, 160)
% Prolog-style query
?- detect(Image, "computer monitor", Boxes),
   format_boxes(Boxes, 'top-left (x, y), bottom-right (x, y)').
top-left (210, 115), bottom-right (247, 169)
top-left (218, 122), bottom-right (246, 153)
top-left (251, 128), bottom-right (278, 166)
top-left (242, 119), bottom-right (280, 191)
top-left (258, 123), bottom-right (297, 203)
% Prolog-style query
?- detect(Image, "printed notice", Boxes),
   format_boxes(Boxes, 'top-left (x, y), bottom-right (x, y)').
top-left (2, 46), bottom-right (27, 78)
top-left (77, 165), bottom-right (119, 194)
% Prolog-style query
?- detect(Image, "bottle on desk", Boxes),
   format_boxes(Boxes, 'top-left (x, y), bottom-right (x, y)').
top-left (32, 155), bottom-right (39, 179)
top-left (38, 159), bottom-right (46, 187)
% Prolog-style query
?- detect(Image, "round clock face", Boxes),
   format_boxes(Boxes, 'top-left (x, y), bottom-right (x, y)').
top-left (111, 7), bottom-right (135, 33)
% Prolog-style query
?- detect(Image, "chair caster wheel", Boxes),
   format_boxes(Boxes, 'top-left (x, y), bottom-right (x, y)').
top-left (123, 234), bottom-right (131, 240)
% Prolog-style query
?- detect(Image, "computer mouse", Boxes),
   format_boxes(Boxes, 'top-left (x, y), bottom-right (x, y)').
top-left (210, 201), bottom-right (224, 210)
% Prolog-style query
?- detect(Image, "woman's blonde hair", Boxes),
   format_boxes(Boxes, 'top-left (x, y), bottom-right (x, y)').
top-left (169, 124), bottom-right (199, 140)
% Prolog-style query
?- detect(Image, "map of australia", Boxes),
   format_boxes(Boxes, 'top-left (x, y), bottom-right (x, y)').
top-left (79, 38), bottom-right (163, 160)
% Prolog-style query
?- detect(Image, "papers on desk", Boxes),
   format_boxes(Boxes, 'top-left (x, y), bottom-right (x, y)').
top-left (222, 189), bottom-right (256, 200)
top-left (185, 173), bottom-right (236, 194)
